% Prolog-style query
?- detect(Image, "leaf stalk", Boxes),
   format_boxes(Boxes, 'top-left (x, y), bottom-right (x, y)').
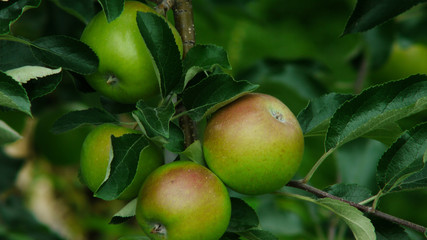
top-left (303, 148), bottom-right (335, 183)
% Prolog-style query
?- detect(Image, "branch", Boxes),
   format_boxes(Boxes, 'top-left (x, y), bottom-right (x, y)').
top-left (171, 0), bottom-right (196, 147)
top-left (285, 180), bottom-right (427, 234)
top-left (175, 103), bottom-right (196, 147)
top-left (172, 0), bottom-right (195, 57)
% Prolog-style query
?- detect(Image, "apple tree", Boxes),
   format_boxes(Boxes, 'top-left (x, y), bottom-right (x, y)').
top-left (0, 0), bottom-right (426, 239)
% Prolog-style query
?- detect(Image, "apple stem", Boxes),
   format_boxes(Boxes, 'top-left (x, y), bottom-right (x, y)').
top-left (153, 0), bottom-right (174, 17)
top-left (150, 223), bottom-right (167, 236)
top-left (270, 110), bottom-right (286, 123)
top-left (106, 74), bottom-right (119, 85)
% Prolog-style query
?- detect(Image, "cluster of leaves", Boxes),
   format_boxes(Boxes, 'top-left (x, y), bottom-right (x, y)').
top-left (297, 77), bottom-right (427, 239)
top-left (0, 0), bottom-right (427, 240)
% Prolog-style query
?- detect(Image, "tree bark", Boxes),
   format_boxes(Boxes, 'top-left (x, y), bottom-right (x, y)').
top-left (172, 0), bottom-right (196, 147)
top-left (172, 0), bottom-right (195, 57)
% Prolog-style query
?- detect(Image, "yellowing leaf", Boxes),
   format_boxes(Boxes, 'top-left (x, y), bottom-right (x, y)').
top-left (5, 66), bottom-right (62, 83)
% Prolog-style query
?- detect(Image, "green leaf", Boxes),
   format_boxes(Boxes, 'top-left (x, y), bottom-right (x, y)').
top-left (139, 120), bottom-right (184, 153)
top-left (371, 217), bottom-right (410, 240)
top-left (179, 140), bottom-right (205, 166)
top-left (110, 199), bottom-right (136, 224)
top-left (237, 229), bottom-right (278, 240)
top-left (51, 0), bottom-right (96, 24)
top-left (343, 0), bottom-right (426, 34)
top-left (0, 40), bottom-right (42, 71)
top-left (0, 150), bottom-right (23, 192)
top-left (97, 0), bottom-right (124, 23)
top-left (182, 44), bottom-right (231, 86)
top-left (31, 35), bottom-right (98, 75)
top-left (290, 194), bottom-right (375, 240)
top-left (377, 122), bottom-right (427, 194)
top-left (362, 122), bottom-right (403, 146)
top-left (182, 74), bottom-right (258, 121)
top-left (136, 12), bottom-right (182, 97)
top-left (0, 0), bottom-right (41, 35)
top-left (163, 122), bottom-right (185, 153)
top-left (95, 134), bottom-right (149, 200)
top-left (133, 100), bottom-right (175, 139)
top-left (238, 59), bottom-right (328, 100)
top-left (227, 197), bottom-right (259, 233)
top-left (5, 66), bottom-right (61, 84)
top-left (316, 198), bottom-right (375, 240)
top-left (0, 71), bottom-right (31, 116)
top-left (326, 75), bottom-right (427, 152)
top-left (325, 183), bottom-right (372, 203)
top-left (397, 161), bottom-right (427, 191)
top-left (297, 93), bottom-right (353, 136)
top-left (0, 120), bottom-right (22, 145)
top-left (23, 71), bottom-right (63, 100)
top-left (51, 108), bottom-right (118, 134)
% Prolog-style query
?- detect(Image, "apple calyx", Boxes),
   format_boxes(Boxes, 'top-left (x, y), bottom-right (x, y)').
top-left (106, 74), bottom-right (119, 86)
top-left (150, 223), bottom-right (167, 235)
top-left (270, 109), bottom-right (286, 123)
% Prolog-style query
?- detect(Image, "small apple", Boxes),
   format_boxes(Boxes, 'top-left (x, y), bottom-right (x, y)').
top-left (80, 123), bottom-right (163, 200)
top-left (135, 161), bottom-right (231, 240)
top-left (80, 1), bottom-right (183, 103)
top-left (371, 42), bottom-right (427, 83)
top-left (203, 93), bottom-right (304, 195)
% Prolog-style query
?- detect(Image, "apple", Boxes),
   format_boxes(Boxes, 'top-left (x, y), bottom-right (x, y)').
top-left (135, 161), bottom-right (231, 240)
top-left (203, 93), bottom-right (304, 195)
top-left (371, 42), bottom-right (427, 83)
top-left (80, 123), bottom-right (164, 200)
top-left (80, 1), bottom-right (183, 104)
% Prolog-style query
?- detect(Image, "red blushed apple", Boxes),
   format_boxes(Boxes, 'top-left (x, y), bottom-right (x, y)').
top-left (135, 161), bottom-right (231, 240)
top-left (203, 93), bottom-right (304, 195)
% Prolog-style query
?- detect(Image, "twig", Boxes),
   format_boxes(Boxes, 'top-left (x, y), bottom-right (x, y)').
top-left (285, 180), bottom-right (427, 234)
top-left (172, 0), bottom-right (195, 57)
top-left (171, 0), bottom-right (196, 147)
top-left (175, 104), bottom-right (196, 147)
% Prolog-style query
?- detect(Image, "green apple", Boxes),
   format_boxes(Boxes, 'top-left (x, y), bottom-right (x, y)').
top-left (203, 93), bottom-right (304, 195)
top-left (135, 161), bottom-right (231, 240)
top-left (80, 1), bottom-right (183, 104)
top-left (371, 42), bottom-right (427, 83)
top-left (80, 123), bottom-right (163, 200)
